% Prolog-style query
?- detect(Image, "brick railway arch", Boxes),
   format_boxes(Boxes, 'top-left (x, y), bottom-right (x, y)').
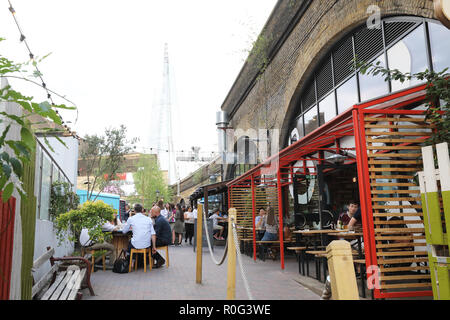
top-left (278, 0), bottom-right (436, 148)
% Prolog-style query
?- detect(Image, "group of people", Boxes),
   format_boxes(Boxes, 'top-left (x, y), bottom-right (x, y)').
top-left (124, 200), bottom-right (198, 246)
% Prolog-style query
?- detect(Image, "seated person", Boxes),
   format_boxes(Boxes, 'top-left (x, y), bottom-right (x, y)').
top-left (255, 208), bottom-right (266, 240)
top-left (259, 207), bottom-right (278, 260)
top-left (121, 204), bottom-right (156, 262)
top-left (347, 207), bottom-right (362, 231)
top-left (80, 216), bottom-right (120, 267)
top-left (337, 200), bottom-right (359, 227)
top-left (150, 205), bottom-right (172, 268)
top-left (261, 207), bottom-right (278, 241)
top-left (209, 209), bottom-right (227, 240)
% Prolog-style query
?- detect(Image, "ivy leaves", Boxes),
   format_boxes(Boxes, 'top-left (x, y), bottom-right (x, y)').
top-left (0, 37), bottom-right (77, 203)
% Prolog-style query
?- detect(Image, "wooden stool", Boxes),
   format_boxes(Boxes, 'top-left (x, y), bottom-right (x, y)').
top-left (150, 246), bottom-right (170, 268)
top-left (84, 249), bottom-right (106, 273)
top-left (129, 248), bottom-right (149, 272)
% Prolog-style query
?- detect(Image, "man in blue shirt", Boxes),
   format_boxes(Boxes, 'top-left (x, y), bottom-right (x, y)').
top-left (122, 204), bottom-right (156, 258)
top-left (150, 206), bottom-right (172, 268)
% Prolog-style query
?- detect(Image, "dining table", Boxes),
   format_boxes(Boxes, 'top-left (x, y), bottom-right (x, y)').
top-left (326, 230), bottom-right (364, 258)
top-left (111, 230), bottom-right (132, 259)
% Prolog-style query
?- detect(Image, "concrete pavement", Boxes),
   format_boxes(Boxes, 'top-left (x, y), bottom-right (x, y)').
top-left (82, 243), bottom-right (321, 300)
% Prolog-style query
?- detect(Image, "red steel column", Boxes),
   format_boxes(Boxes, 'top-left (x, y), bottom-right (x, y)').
top-left (251, 176), bottom-right (256, 261)
top-left (277, 167), bottom-right (285, 270)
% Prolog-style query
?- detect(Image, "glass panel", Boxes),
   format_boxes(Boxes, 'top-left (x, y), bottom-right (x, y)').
top-left (52, 164), bottom-right (59, 184)
top-left (295, 116), bottom-right (305, 138)
top-left (428, 22), bottom-right (450, 73)
top-left (359, 54), bottom-right (389, 101)
top-left (304, 105), bottom-right (319, 135)
top-left (40, 154), bottom-right (52, 220)
top-left (336, 76), bottom-right (358, 114)
top-left (318, 92), bottom-right (336, 125)
top-left (388, 24), bottom-right (428, 91)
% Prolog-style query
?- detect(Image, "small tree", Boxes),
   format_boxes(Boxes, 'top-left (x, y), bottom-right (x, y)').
top-left (354, 59), bottom-right (449, 146)
top-left (81, 125), bottom-right (137, 201)
top-left (54, 200), bottom-right (116, 245)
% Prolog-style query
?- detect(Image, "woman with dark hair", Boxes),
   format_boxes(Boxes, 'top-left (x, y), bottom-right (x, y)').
top-left (261, 206), bottom-right (278, 241)
top-left (173, 203), bottom-right (185, 245)
top-left (259, 206), bottom-right (278, 261)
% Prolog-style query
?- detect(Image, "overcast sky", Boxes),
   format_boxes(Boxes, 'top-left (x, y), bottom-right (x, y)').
top-left (1, 0), bottom-right (277, 177)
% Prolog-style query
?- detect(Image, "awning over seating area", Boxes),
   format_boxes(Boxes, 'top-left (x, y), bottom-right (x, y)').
top-left (226, 83), bottom-right (435, 299)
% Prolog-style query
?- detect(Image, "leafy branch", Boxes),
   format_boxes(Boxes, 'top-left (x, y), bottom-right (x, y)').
top-left (353, 58), bottom-right (449, 145)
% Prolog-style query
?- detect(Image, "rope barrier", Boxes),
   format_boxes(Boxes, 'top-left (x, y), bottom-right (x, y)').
top-left (202, 210), bottom-right (228, 266)
top-left (200, 208), bottom-right (254, 300)
top-left (231, 219), bottom-right (254, 300)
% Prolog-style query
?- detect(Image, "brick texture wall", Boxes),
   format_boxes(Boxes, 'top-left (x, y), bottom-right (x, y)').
top-left (223, 0), bottom-right (435, 159)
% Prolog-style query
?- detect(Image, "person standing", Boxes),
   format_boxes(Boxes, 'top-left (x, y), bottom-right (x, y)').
top-left (184, 206), bottom-right (195, 245)
top-left (173, 203), bottom-right (185, 245)
top-left (161, 203), bottom-right (170, 220)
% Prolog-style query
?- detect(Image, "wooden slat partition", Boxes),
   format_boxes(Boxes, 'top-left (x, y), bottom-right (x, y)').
top-left (360, 110), bottom-right (433, 297)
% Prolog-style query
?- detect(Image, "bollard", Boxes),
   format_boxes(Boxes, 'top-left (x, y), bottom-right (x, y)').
top-left (196, 204), bottom-right (203, 284)
top-left (227, 208), bottom-right (237, 300)
top-left (326, 240), bottom-right (359, 300)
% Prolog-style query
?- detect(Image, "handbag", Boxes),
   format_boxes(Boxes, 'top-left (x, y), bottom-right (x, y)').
top-left (112, 249), bottom-right (129, 273)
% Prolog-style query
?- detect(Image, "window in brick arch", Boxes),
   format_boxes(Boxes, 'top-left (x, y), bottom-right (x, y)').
top-left (384, 20), bottom-right (419, 47)
top-left (301, 80), bottom-right (316, 112)
top-left (388, 24), bottom-right (428, 92)
top-left (318, 91), bottom-right (336, 125)
top-left (354, 25), bottom-right (384, 65)
top-left (359, 54), bottom-right (389, 101)
top-left (332, 36), bottom-right (355, 85)
top-left (428, 21), bottom-right (450, 74)
top-left (304, 105), bottom-right (319, 136)
top-left (316, 56), bottom-right (334, 100)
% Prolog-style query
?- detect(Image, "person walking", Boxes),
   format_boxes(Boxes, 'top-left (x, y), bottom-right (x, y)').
top-left (184, 206), bottom-right (195, 245)
top-left (173, 203), bottom-right (185, 245)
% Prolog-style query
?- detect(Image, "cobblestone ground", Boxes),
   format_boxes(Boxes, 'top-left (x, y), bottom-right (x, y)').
top-left (82, 243), bottom-right (320, 300)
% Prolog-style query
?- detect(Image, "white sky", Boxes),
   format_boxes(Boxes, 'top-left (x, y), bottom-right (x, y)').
top-left (1, 0), bottom-right (277, 179)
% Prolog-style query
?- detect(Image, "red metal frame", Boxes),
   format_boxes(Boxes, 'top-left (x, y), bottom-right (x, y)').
top-left (0, 195), bottom-right (16, 300)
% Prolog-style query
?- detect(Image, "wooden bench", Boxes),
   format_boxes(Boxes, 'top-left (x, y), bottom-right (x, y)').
top-left (353, 258), bottom-right (367, 298)
top-left (32, 247), bottom-right (95, 300)
top-left (287, 247), bottom-right (307, 274)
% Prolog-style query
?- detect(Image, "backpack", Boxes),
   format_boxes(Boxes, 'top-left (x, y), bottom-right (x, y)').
top-left (112, 249), bottom-right (129, 273)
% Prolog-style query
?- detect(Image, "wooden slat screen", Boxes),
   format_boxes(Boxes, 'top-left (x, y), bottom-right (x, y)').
top-left (361, 110), bottom-right (433, 295)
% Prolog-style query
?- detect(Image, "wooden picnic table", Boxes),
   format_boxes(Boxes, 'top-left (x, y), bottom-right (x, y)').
top-left (111, 231), bottom-right (131, 258)
top-left (327, 231), bottom-right (364, 258)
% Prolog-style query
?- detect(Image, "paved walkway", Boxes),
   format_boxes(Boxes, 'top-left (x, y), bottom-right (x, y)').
top-left (82, 243), bottom-right (321, 300)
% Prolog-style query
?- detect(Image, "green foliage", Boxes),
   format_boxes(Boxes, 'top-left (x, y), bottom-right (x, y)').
top-left (129, 154), bottom-right (172, 208)
top-left (247, 32), bottom-right (272, 79)
top-left (0, 37), bottom-right (76, 202)
top-left (49, 180), bottom-right (80, 221)
top-left (353, 58), bottom-right (450, 145)
top-left (81, 125), bottom-right (137, 201)
top-left (54, 200), bottom-right (116, 245)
